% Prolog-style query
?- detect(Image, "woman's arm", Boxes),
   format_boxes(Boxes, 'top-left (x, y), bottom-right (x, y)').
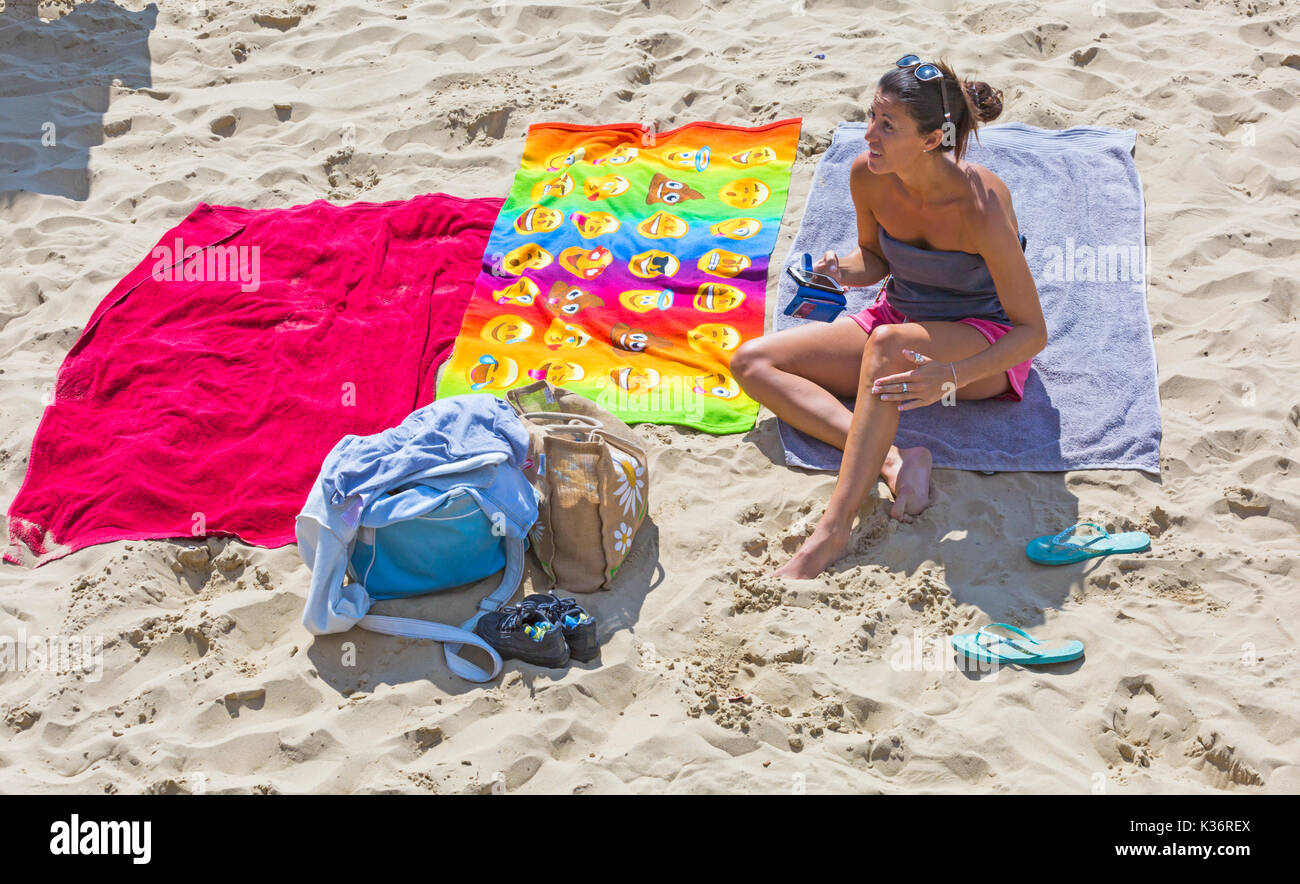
top-left (816, 154), bottom-right (890, 287)
top-left (949, 178), bottom-right (1048, 387)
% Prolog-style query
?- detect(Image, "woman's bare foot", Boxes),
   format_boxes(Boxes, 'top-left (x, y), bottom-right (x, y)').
top-left (887, 446), bottom-right (932, 523)
top-left (774, 522), bottom-right (852, 579)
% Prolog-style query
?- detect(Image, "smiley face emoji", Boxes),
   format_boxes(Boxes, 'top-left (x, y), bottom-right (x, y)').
top-left (544, 317), bottom-right (591, 350)
top-left (693, 282), bottom-right (746, 313)
top-left (583, 174), bottom-right (631, 201)
top-left (636, 210), bottom-right (689, 239)
top-left (593, 145), bottom-right (639, 166)
top-left (468, 353), bottom-right (519, 391)
top-left (493, 277), bottom-right (540, 306)
top-left (698, 248), bottom-right (751, 278)
top-left (499, 243), bottom-right (553, 276)
top-left (710, 218), bottom-right (761, 240)
top-left (658, 146), bottom-right (710, 171)
top-left (609, 365), bottom-right (661, 395)
top-left (692, 370), bottom-right (741, 400)
top-left (729, 146), bottom-right (777, 166)
top-left (558, 245), bottom-right (612, 280)
top-left (619, 289), bottom-right (675, 313)
top-left (719, 178), bottom-right (771, 209)
top-left (646, 172), bottom-right (704, 206)
top-left (629, 249), bottom-right (680, 279)
top-left (687, 322), bottom-right (742, 354)
top-left (480, 314), bottom-right (535, 345)
top-left (530, 172), bottom-right (574, 202)
top-left (544, 147), bottom-right (586, 171)
top-left (571, 211), bottom-right (621, 238)
top-left (514, 205), bottom-right (564, 234)
top-left (528, 359), bottom-right (586, 385)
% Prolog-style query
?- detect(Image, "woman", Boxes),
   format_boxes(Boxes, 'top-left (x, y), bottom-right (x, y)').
top-left (732, 56), bottom-right (1048, 579)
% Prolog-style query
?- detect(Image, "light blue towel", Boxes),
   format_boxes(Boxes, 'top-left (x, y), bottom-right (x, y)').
top-left (775, 122), bottom-right (1160, 475)
top-left (297, 394), bottom-right (539, 682)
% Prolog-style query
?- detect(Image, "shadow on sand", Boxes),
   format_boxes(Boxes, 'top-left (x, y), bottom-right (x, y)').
top-left (744, 411), bottom-right (1159, 656)
top-left (0, 0), bottom-right (158, 202)
top-left (306, 519), bottom-right (665, 697)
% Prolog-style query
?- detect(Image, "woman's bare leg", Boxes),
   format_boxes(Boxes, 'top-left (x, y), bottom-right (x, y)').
top-left (731, 317), bottom-right (919, 502)
top-left (773, 320), bottom-right (1011, 579)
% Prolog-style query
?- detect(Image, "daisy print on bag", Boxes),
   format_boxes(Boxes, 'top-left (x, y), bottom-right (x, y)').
top-left (613, 522), bottom-right (633, 555)
top-left (610, 448), bottom-right (645, 518)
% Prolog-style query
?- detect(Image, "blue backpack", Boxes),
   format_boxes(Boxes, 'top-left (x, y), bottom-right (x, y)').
top-left (297, 395), bottom-right (540, 682)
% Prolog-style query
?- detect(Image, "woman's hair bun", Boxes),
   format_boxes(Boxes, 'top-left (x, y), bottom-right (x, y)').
top-left (963, 79), bottom-right (1003, 123)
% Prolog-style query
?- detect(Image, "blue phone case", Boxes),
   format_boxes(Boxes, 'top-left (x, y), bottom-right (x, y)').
top-left (783, 253), bottom-right (847, 322)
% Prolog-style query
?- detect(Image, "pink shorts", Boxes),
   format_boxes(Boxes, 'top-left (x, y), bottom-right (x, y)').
top-left (849, 297), bottom-right (1031, 402)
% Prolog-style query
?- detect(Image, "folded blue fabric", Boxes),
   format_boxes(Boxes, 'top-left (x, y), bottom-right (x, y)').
top-left (775, 122), bottom-right (1161, 474)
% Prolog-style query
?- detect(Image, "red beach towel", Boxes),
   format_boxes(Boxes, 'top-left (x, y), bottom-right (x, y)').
top-left (5, 193), bottom-right (501, 566)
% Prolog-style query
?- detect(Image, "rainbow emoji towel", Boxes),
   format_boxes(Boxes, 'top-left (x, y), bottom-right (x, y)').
top-left (436, 118), bottom-right (801, 433)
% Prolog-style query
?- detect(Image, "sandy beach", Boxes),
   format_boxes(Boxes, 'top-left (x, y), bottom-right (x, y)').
top-left (1, 0), bottom-right (1297, 794)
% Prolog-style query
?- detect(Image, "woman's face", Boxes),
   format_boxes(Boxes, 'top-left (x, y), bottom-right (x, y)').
top-left (863, 90), bottom-right (935, 174)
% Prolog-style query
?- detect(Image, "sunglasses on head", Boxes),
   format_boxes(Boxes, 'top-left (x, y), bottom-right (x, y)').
top-left (896, 55), bottom-right (952, 127)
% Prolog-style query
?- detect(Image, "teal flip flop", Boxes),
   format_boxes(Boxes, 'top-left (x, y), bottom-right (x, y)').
top-left (951, 623), bottom-right (1084, 666)
top-left (1025, 521), bottom-right (1150, 565)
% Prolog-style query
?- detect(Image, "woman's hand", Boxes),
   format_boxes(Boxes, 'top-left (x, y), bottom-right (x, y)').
top-left (812, 250), bottom-right (842, 285)
top-left (870, 348), bottom-right (958, 411)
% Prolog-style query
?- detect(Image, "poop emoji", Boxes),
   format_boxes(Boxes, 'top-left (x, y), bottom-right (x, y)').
top-left (693, 282), bottom-right (746, 313)
top-left (514, 205), bottom-right (564, 234)
top-left (618, 289), bottom-right (674, 313)
top-left (547, 280), bottom-right (605, 316)
top-left (710, 217), bottom-right (762, 240)
top-left (610, 321), bottom-right (672, 354)
top-left (719, 178), bottom-right (771, 209)
top-left (544, 317), bottom-right (592, 350)
top-left (584, 174), bottom-right (631, 201)
top-left (629, 249), bottom-right (680, 279)
top-left (646, 172), bottom-right (703, 206)
top-left (468, 353), bottom-right (519, 391)
top-left (494, 277), bottom-right (540, 307)
top-left (480, 314), bottom-right (534, 345)
top-left (571, 211), bottom-right (621, 238)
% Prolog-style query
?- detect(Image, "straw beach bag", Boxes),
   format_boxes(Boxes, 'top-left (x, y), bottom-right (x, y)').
top-left (506, 380), bottom-right (649, 593)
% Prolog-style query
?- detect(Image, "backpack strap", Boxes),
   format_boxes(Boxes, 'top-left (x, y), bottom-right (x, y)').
top-left (447, 533), bottom-right (526, 678)
top-left (355, 532), bottom-right (526, 683)
top-left (358, 614), bottom-right (502, 682)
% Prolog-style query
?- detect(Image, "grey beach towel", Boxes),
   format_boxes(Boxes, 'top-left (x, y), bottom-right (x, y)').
top-left (775, 122), bottom-right (1160, 475)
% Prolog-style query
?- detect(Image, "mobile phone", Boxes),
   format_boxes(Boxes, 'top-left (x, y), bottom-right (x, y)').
top-left (786, 265), bottom-right (846, 295)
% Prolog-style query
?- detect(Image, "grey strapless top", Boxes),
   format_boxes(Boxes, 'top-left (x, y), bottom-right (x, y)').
top-left (877, 223), bottom-right (1026, 324)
